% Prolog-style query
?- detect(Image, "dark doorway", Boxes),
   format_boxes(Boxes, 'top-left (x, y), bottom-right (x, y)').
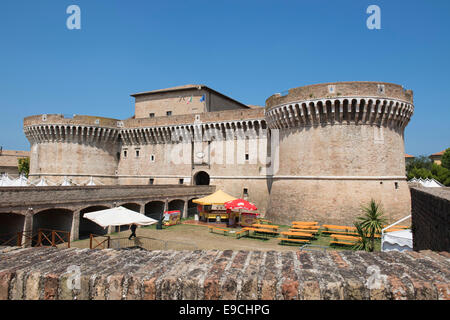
top-left (194, 171), bottom-right (210, 185)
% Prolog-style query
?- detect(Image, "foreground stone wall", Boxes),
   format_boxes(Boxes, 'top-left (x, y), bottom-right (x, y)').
top-left (0, 247), bottom-right (448, 300)
top-left (411, 187), bottom-right (450, 252)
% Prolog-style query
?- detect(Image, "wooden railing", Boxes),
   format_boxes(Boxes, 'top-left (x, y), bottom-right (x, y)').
top-left (0, 229), bottom-right (70, 248)
top-left (89, 234), bottom-right (110, 249)
top-left (36, 229), bottom-right (70, 248)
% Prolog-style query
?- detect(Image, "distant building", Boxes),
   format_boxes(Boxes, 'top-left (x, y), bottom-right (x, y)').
top-left (405, 153), bottom-right (415, 165)
top-left (429, 149), bottom-right (446, 165)
top-left (0, 149), bottom-right (30, 177)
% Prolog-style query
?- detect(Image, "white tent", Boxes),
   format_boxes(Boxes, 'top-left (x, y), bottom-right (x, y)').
top-left (87, 177), bottom-right (96, 186)
top-left (83, 206), bottom-right (158, 228)
top-left (381, 229), bottom-right (413, 252)
top-left (10, 175), bottom-right (30, 186)
top-left (410, 177), bottom-right (443, 188)
top-left (61, 176), bottom-right (73, 186)
top-left (35, 178), bottom-right (49, 186)
top-left (0, 174), bottom-right (13, 187)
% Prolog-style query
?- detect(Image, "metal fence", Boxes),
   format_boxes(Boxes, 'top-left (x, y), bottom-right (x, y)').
top-left (90, 234), bottom-right (198, 251)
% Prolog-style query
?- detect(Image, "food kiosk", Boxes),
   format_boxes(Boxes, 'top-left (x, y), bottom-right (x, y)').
top-left (163, 210), bottom-right (181, 226)
top-left (192, 190), bottom-right (238, 226)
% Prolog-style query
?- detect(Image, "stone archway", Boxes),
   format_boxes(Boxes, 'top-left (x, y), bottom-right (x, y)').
top-left (32, 208), bottom-right (73, 234)
top-left (193, 171), bottom-right (210, 185)
top-left (145, 201), bottom-right (165, 221)
top-left (168, 199), bottom-right (185, 217)
top-left (0, 213), bottom-right (25, 246)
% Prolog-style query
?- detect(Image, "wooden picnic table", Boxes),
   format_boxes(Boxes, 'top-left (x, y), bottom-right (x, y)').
top-left (288, 228), bottom-right (317, 234)
top-left (292, 221), bottom-right (318, 225)
top-left (243, 227), bottom-right (279, 235)
top-left (291, 225), bottom-right (320, 230)
top-left (252, 223), bottom-right (279, 230)
top-left (281, 231), bottom-right (314, 239)
top-left (330, 234), bottom-right (360, 241)
top-left (322, 224), bottom-right (356, 231)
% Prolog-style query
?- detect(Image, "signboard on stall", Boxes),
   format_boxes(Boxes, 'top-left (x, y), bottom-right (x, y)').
top-left (163, 210), bottom-right (181, 226)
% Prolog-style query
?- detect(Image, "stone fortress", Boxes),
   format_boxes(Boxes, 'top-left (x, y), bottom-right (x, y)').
top-left (23, 82), bottom-right (414, 225)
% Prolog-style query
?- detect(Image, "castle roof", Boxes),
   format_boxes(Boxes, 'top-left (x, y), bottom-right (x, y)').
top-left (130, 84), bottom-right (250, 109)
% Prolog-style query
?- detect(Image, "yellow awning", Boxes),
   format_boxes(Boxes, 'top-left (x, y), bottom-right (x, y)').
top-left (192, 190), bottom-right (237, 205)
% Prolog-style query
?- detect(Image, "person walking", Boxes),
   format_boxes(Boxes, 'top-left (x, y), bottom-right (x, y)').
top-left (128, 223), bottom-right (137, 240)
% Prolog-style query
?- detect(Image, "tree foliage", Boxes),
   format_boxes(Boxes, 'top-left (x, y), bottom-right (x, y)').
top-left (442, 148), bottom-right (450, 170)
top-left (18, 157), bottom-right (29, 177)
top-left (406, 153), bottom-right (450, 186)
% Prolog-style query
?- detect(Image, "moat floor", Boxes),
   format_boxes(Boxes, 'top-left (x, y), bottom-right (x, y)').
top-left (67, 219), bottom-right (381, 252)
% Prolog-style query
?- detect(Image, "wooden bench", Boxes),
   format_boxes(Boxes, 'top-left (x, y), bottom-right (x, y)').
top-left (292, 221), bottom-right (318, 226)
top-left (243, 227), bottom-right (279, 237)
top-left (208, 226), bottom-right (230, 236)
top-left (279, 237), bottom-right (311, 245)
top-left (291, 225), bottom-right (320, 231)
top-left (257, 219), bottom-right (272, 224)
top-left (288, 228), bottom-right (316, 234)
top-left (331, 234), bottom-right (360, 240)
top-left (330, 241), bottom-right (356, 246)
top-left (235, 229), bottom-right (249, 239)
top-left (252, 223), bottom-right (279, 230)
top-left (281, 231), bottom-right (314, 239)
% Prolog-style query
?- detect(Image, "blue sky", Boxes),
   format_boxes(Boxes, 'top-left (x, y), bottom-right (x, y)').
top-left (0, 0), bottom-right (449, 156)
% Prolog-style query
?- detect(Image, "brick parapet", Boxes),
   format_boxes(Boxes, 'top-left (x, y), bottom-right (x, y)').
top-left (266, 82), bottom-right (414, 108)
top-left (0, 247), bottom-right (448, 300)
top-left (411, 187), bottom-right (450, 252)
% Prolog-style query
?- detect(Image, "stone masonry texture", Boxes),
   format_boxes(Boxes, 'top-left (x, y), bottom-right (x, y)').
top-left (0, 246), bottom-right (448, 300)
top-left (411, 187), bottom-right (450, 252)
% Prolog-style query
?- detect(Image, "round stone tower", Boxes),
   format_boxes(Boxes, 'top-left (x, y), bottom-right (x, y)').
top-left (265, 82), bottom-right (414, 225)
top-left (23, 114), bottom-right (121, 185)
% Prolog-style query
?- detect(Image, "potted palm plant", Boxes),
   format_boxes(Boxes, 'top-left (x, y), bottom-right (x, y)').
top-left (355, 199), bottom-right (387, 252)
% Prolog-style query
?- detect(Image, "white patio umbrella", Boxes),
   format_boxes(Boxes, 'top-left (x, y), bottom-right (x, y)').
top-left (83, 206), bottom-right (158, 228)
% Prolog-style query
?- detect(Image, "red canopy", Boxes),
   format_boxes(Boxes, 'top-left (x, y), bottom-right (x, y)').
top-left (224, 199), bottom-right (257, 211)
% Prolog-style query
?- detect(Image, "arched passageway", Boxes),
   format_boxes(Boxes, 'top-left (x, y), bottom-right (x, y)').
top-left (121, 203), bottom-right (141, 213)
top-left (168, 199), bottom-right (185, 217)
top-left (145, 201), bottom-right (165, 221)
top-left (193, 171), bottom-right (210, 185)
top-left (32, 208), bottom-right (73, 234)
top-left (0, 213), bottom-right (25, 245)
top-left (187, 199), bottom-right (198, 217)
top-left (79, 206), bottom-right (110, 239)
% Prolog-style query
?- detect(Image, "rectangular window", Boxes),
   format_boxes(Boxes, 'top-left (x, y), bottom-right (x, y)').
top-left (179, 179), bottom-right (184, 185)
top-left (243, 188), bottom-right (248, 197)
top-left (135, 149), bottom-right (140, 157)
top-left (149, 113), bottom-right (155, 118)
top-left (166, 111), bottom-right (172, 116)
top-left (150, 154), bottom-right (155, 162)
top-left (123, 150), bottom-right (128, 158)
top-left (149, 178), bottom-right (154, 185)
top-left (395, 182), bottom-right (399, 189)
top-left (245, 153), bottom-right (249, 161)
